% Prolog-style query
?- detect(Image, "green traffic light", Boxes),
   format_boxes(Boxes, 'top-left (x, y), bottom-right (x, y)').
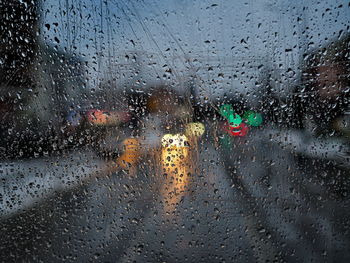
top-left (243, 111), bottom-right (263, 126)
top-left (219, 104), bottom-right (242, 127)
top-left (228, 113), bottom-right (242, 127)
top-left (219, 104), bottom-right (234, 118)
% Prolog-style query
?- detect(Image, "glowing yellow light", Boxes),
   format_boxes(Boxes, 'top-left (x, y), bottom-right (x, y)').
top-left (185, 122), bottom-right (205, 137)
top-left (161, 134), bottom-right (189, 148)
top-left (160, 134), bottom-right (191, 214)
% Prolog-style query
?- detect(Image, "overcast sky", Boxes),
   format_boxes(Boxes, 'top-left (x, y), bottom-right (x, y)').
top-left (41, 0), bottom-right (349, 97)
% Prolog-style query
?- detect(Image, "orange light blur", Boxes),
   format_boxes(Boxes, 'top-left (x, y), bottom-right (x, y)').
top-left (117, 138), bottom-right (141, 170)
top-left (87, 110), bottom-right (124, 126)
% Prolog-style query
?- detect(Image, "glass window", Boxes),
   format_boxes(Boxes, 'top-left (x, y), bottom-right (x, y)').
top-left (1, 0), bottom-right (349, 261)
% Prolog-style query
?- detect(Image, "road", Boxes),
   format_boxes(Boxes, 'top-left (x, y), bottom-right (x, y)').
top-left (1, 128), bottom-right (349, 262)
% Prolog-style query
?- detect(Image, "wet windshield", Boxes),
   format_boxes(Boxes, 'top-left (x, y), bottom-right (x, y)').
top-left (1, 0), bottom-right (349, 262)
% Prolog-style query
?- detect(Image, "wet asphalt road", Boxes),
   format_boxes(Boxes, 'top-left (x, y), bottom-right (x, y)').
top-left (1, 129), bottom-right (350, 262)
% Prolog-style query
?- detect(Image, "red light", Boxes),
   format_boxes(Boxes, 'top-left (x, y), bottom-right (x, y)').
top-left (223, 122), bottom-right (249, 137)
top-left (87, 110), bottom-right (131, 125)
